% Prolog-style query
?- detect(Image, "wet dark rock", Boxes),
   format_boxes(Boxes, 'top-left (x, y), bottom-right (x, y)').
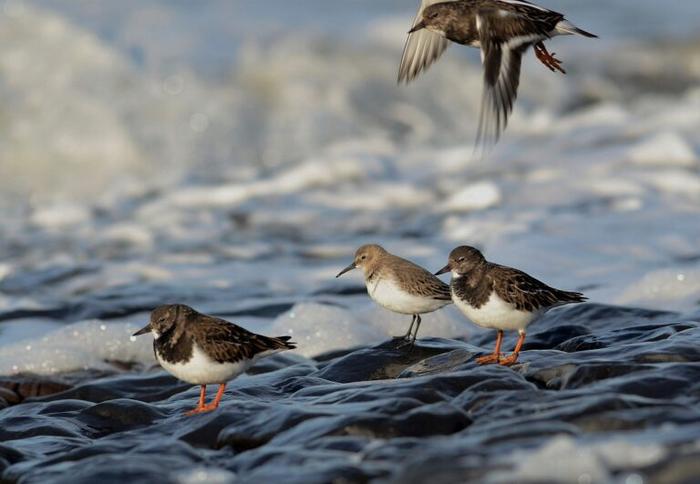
top-left (1, 304), bottom-right (700, 483)
top-left (17, 380), bottom-right (73, 400)
top-left (246, 353), bottom-right (309, 375)
top-left (0, 376), bottom-right (72, 405)
top-left (78, 399), bottom-right (167, 431)
top-left (312, 338), bottom-right (461, 383)
top-left (398, 347), bottom-right (480, 377)
top-left (555, 334), bottom-right (605, 352)
top-left (0, 386), bottom-right (20, 406)
top-left (0, 444), bottom-right (25, 473)
top-left (39, 373), bottom-right (189, 404)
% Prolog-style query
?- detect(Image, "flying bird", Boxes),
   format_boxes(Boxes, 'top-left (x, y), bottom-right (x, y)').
top-left (398, 0), bottom-right (596, 148)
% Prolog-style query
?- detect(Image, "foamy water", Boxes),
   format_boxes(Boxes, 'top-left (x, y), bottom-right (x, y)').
top-left (0, 0), bottom-right (699, 378)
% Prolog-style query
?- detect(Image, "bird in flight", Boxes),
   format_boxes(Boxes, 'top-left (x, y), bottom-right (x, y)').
top-left (398, 0), bottom-right (596, 150)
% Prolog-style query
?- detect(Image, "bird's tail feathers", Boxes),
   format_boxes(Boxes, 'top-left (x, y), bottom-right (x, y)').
top-left (274, 335), bottom-right (297, 350)
top-left (559, 290), bottom-right (588, 303)
top-left (555, 20), bottom-right (598, 38)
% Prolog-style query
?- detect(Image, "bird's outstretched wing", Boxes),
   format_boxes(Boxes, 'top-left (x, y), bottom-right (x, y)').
top-left (398, 0), bottom-right (459, 83)
top-left (474, 2), bottom-right (563, 150)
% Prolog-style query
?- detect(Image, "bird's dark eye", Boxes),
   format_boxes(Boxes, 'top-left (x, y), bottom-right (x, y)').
top-left (159, 318), bottom-right (166, 323)
top-left (458, 257), bottom-right (465, 262)
top-left (361, 255), bottom-right (367, 260)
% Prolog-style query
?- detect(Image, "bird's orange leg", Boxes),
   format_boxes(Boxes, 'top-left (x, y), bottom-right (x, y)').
top-left (500, 331), bottom-right (526, 366)
top-left (185, 385), bottom-right (208, 416)
top-left (201, 383), bottom-right (227, 412)
top-left (476, 330), bottom-right (504, 365)
top-left (534, 42), bottom-right (566, 74)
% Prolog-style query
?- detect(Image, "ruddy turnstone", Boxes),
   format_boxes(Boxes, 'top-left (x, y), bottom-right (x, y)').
top-left (398, 0), bottom-right (597, 147)
top-left (336, 244), bottom-right (452, 346)
top-left (436, 246), bottom-right (586, 365)
top-left (133, 304), bottom-right (295, 415)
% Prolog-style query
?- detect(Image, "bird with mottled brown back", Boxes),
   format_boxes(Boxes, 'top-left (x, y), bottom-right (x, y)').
top-left (133, 304), bottom-right (295, 415)
top-left (436, 245), bottom-right (586, 365)
top-left (337, 244), bottom-right (452, 346)
top-left (398, 0), bottom-right (597, 150)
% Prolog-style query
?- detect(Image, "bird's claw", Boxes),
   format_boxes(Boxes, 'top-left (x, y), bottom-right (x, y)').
top-left (535, 44), bottom-right (566, 74)
top-left (475, 353), bottom-right (501, 365)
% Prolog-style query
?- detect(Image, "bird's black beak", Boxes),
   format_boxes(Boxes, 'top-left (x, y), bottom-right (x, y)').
top-left (336, 262), bottom-right (356, 278)
top-left (435, 264), bottom-right (451, 276)
top-left (409, 20), bottom-right (426, 34)
top-left (132, 323), bottom-right (152, 337)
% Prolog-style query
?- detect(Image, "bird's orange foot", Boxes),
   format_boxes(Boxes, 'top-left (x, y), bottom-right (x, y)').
top-left (499, 354), bottom-right (520, 367)
top-left (476, 353), bottom-right (501, 365)
top-left (534, 44), bottom-right (566, 74)
top-left (185, 405), bottom-right (216, 416)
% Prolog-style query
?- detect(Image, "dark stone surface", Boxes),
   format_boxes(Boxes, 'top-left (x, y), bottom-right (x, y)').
top-left (1, 304), bottom-right (700, 483)
top-left (0, 377), bottom-right (72, 404)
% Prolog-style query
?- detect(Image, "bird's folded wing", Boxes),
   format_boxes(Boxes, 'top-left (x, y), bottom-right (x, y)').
top-left (398, 0), bottom-right (459, 83)
top-left (413, 272), bottom-right (452, 300)
top-left (491, 267), bottom-right (564, 312)
top-left (394, 260), bottom-right (452, 300)
top-left (192, 316), bottom-right (269, 363)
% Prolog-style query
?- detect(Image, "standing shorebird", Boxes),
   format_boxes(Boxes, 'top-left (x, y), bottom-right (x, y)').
top-left (436, 246), bottom-right (586, 365)
top-left (133, 304), bottom-right (295, 415)
top-left (398, 0), bottom-right (597, 147)
top-left (336, 244), bottom-right (452, 346)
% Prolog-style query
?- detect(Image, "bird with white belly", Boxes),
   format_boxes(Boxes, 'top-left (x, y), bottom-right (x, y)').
top-left (398, 0), bottom-right (597, 148)
top-left (436, 246), bottom-right (586, 365)
top-left (337, 244), bottom-right (452, 346)
top-left (133, 304), bottom-right (295, 415)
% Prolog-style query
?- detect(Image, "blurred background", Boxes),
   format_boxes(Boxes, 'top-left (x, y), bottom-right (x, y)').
top-left (1, 0), bottom-right (700, 373)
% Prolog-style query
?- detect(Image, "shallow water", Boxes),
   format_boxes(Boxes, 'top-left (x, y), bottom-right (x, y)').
top-left (1, 1), bottom-right (700, 482)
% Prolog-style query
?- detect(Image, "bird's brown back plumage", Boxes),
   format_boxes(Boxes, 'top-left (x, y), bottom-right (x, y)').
top-left (190, 315), bottom-right (296, 364)
top-left (388, 255), bottom-right (452, 300)
top-left (489, 264), bottom-right (587, 312)
top-left (154, 307), bottom-right (295, 365)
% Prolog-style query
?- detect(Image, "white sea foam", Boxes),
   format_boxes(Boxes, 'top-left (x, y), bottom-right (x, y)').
top-left (173, 467), bottom-right (237, 484)
top-left (0, 320), bottom-right (154, 376)
top-left (492, 435), bottom-right (667, 483)
top-left (626, 132), bottom-right (697, 167)
top-left (269, 303), bottom-right (385, 358)
top-left (439, 181), bottom-right (502, 212)
top-left (616, 267), bottom-right (700, 310)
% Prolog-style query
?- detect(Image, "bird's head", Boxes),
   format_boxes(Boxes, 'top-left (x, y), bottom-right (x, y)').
top-left (336, 244), bottom-right (387, 279)
top-left (132, 304), bottom-right (193, 339)
top-left (435, 246), bottom-right (486, 278)
top-left (409, 4), bottom-right (450, 34)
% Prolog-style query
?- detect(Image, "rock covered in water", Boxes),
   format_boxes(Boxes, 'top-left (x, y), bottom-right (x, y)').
top-left (1, 304), bottom-right (700, 483)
